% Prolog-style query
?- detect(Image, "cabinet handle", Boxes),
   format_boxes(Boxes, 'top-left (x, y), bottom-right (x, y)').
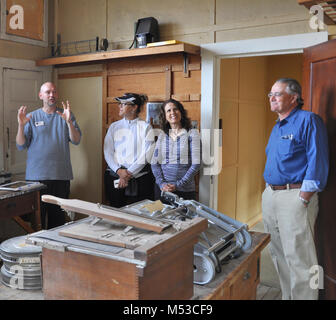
top-left (243, 271), bottom-right (251, 280)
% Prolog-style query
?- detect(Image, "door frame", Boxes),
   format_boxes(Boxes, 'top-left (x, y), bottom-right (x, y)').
top-left (199, 31), bottom-right (328, 208)
top-left (0, 57), bottom-right (52, 172)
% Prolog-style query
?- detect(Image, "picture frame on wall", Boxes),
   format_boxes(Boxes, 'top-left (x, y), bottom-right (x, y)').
top-left (146, 102), bottom-right (163, 125)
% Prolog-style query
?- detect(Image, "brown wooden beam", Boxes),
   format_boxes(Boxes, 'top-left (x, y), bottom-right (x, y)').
top-left (36, 43), bottom-right (201, 67)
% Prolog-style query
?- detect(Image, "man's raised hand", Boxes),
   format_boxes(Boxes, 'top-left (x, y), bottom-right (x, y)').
top-left (17, 106), bottom-right (31, 126)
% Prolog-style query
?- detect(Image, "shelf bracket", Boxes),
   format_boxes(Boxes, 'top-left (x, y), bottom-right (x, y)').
top-left (183, 53), bottom-right (190, 78)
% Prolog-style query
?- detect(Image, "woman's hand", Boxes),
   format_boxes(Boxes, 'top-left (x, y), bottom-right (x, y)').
top-left (161, 183), bottom-right (176, 192)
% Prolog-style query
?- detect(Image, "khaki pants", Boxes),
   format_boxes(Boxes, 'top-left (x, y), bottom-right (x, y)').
top-left (262, 186), bottom-right (319, 300)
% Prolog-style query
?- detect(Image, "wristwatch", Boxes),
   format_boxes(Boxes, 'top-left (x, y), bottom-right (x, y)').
top-left (299, 196), bottom-right (310, 205)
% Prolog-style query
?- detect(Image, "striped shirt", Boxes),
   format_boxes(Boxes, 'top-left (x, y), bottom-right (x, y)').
top-left (151, 129), bottom-right (201, 192)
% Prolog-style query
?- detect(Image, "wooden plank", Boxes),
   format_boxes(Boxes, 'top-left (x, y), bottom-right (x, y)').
top-left (297, 0), bottom-right (315, 4)
top-left (36, 43), bottom-right (201, 67)
top-left (134, 217), bottom-right (208, 263)
top-left (105, 63), bottom-right (200, 76)
top-left (102, 64), bottom-right (108, 201)
top-left (173, 70), bottom-right (201, 97)
top-left (12, 217), bottom-right (35, 234)
top-left (59, 220), bottom-right (142, 249)
top-left (165, 65), bottom-right (172, 100)
top-left (58, 72), bottom-right (103, 80)
top-left (108, 65), bottom-right (167, 76)
top-left (42, 249), bottom-right (139, 300)
top-left (33, 190), bottom-right (42, 231)
top-left (106, 54), bottom-right (200, 76)
top-left (41, 195), bottom-right (171, 233)
top-left (190, 93), bottom-right (201, 101)
top-left (172, 94), bottom-right (190, 101)
top-left (107, 73), bottom-right (166, 100)
top-left (138, 241), bottom-right (195, 299)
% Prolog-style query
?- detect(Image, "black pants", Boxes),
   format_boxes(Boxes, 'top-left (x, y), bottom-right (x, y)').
top-left (38, 180), bottom-right (70, 230)
top-left (104, 166), bottom-right (155, 208)
top-left (154, 183), bottom-right (196, 204)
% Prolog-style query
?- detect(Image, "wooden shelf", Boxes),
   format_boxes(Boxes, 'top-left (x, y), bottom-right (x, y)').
top-left (36, 42), bottom-right (200, 67)
top-left (298, 0), bottom-right (336, 25)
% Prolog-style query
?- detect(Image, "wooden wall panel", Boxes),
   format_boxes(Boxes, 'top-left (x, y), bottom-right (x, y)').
top-left (107, 73), bottom-right (166, 101)
top-left (102, 52), bottom-right (201, 203)
top-left (302, 39), bottom-right (336, 299)
top-left (105, 54), bottom-right (201, 125)
top-left (218, 54), bottom-right (303, 226)
top-left (107, 103), bottom-right (119, 127)
top-left (173, 70), bottom-right (201, 95)
top-left (106, 54), bottom-right (201, 75)
top-left (218, 57), bottom-right (268, 225)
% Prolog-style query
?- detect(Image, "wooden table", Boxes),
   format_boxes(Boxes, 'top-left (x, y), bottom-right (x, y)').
top-left (0, 184), bottom-right (45, 234)
top-left (194, 231), bottom-right (270, 300)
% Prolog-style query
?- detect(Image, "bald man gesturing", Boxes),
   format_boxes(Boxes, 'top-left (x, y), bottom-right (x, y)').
top-left (16, 82), bottom-right (81, 229)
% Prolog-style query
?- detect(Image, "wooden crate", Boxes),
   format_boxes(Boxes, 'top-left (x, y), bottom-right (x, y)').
top-left (38, 216), bottom-right (207, 300)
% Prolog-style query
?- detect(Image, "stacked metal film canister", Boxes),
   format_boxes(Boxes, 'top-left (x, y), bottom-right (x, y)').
top-left (0, 171), bottom-right (11, 185)
top-left (0, 236), bottom-right (42, 290)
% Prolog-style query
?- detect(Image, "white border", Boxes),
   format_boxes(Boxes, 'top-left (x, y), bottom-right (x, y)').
top-left (0, 0), bottom-right (48, 47)
top-left (199, 32), bottom-right (329, 208)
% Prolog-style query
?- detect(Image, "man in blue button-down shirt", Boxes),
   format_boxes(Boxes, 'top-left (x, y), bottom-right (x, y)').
top-left (262, 78), bottom-right (329, 300)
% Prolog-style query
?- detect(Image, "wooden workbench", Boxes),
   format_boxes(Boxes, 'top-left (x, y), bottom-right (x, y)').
top-left (193, 232), bottom-right (270, 300)
top-left (27, 215), bottom-right (208, 300)
top-left (0, 184), bottom-right (45, 233)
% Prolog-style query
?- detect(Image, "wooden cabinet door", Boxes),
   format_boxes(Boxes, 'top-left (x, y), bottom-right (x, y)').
top-left (302, 39), bottom-right (336, 300)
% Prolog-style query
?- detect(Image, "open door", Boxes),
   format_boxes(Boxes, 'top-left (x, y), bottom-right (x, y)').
top-left (303, 39), bottom-right (336, 300)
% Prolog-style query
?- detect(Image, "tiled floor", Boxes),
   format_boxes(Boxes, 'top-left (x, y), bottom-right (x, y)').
top-left (0, 281), bottom-right (43, 300)
top-left (257, 284), bottom-right (281, 300)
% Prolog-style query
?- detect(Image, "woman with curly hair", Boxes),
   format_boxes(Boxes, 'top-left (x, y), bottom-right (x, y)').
top-left (151, 99), bottom-right (201, 200)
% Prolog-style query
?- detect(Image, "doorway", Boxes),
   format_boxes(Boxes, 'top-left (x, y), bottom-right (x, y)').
top-left (217, 54), bottom-right (302, 226)
top-left (3, 69), bottom-right (44, 180)
top-left (199, 32), bottom-right (328, 221)
top-left (0, 58), bottom-right (52, 180)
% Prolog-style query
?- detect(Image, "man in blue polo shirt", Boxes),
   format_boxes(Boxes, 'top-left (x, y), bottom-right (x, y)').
top-left (262, 78), bottom-right (329, 300)
top-left (16, 82), bottom-right (81, 229)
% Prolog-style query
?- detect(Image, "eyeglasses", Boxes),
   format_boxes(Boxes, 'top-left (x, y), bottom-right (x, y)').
top-left (267, 92), bottom-right (284, 98)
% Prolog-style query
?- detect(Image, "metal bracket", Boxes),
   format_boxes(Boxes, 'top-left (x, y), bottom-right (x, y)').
top-left (183, 53), bottom-right (190, 78)
top-left (90, 216), bottom-right (102, 226)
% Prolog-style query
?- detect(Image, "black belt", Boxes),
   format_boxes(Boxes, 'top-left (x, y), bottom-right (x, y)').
top-left (269, 183), bottom-right (302, 191)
